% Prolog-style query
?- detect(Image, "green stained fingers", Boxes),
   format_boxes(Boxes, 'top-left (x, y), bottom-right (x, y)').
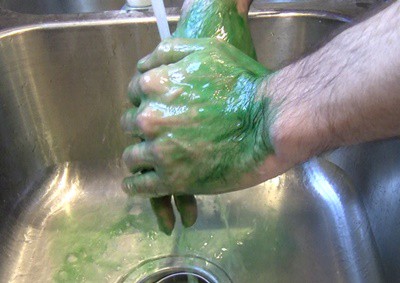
top-left (174, 0), bottom-right (257, 59)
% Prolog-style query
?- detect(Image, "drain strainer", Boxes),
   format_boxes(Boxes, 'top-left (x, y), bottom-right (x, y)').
top-left (156, 271), bottom-right (210, 283)
top-left (120, 255), bottom-right (231, 283)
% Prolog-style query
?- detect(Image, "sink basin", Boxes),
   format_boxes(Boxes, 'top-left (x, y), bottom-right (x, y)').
top-left (0, 0), bottom-right (380, 16)
top-left (0, 8), bottom-right (395, 283)
top-left (0, 0), bottom-right (184, 14)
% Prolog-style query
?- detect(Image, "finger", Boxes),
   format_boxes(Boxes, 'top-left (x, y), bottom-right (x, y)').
top-left (150, 196), bottom-right (175, 235)
top-left (122, 143), bottom-right (154, 174)
top-left (138, 38), bottom-right (216, 72)
top-left (120, 108), bottom-right (143, 138)
top-left (128, 74), bottom-right (144, 106)
top-left (174, 195), bottom-right (198, 228)
top-left (133, 103), bottom-right (194, 139)
top-left (139, 67), bottom-right (170, 97)
top-left (122, 171), bottom-right (162, 197)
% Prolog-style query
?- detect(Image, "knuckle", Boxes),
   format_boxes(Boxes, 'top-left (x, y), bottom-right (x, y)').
top-left (136, 108), bottom-right (158, 137)
top-left (136, 113), bottom-right (151, 135)
top-left (138, 74), bottom-right (151, 94)
top-left (140, 68), bottom-right (168, 95)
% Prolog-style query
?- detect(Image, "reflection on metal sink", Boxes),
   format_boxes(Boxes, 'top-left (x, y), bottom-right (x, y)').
top-left (0, 0), bottom-right (183, 14)
top-left (0, 8), bottom-right (395, 283)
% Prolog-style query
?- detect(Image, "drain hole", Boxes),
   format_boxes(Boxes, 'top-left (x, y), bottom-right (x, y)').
top-left (122, 256), bottom-right (231, 283)
top-left (156, 272), bottom-right (210, 283)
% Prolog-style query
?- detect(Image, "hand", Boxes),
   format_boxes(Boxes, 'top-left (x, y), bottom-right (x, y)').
top-left (121, 38), bottom-right (292, 198)
top-left (122, 0), bottom-right (259, 235)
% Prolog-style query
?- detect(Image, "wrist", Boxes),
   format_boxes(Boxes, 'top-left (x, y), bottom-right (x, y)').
top-left (259, 68), bottom-right (333, 165)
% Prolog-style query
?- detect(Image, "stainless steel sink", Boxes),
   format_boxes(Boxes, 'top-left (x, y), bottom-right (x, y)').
top-left (0, 0), bottom-right (184, 14)
top-left (0, 4), bottom-right (398, 283)
top-left (0, 0), bottom-right (381, 16)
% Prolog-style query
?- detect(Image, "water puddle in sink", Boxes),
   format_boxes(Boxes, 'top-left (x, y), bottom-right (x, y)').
top-left (4, 161), bottom-right (294, 282)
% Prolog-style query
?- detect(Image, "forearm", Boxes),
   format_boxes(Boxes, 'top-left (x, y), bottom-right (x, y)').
top-left (265, 1), bottom-right (400, 162)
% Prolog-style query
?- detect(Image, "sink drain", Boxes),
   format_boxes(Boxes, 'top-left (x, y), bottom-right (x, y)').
top-left (156, 272), bottom-right (210, 283)
top-left (120, 255), bottom-right (231, 283)
top-left (135, 268), bottom-right (215, 283)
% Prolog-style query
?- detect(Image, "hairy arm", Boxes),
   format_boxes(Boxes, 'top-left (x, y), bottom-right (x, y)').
top-left (121, 1), bottom-right (400, 209)
top-left (261, 1), bottom-right (400, 174)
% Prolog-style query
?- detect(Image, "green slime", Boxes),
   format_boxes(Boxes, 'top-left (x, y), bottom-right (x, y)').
top-left (48, 194), bottom-right (293, 282)
top-left (125, 0), bottom-right (272, 234)
top-left (173, 0), bottom-right (257, 59)
top-left (131, 38), bottom-right (273, 193)
top-left (124, 0), bottom-right (274, 194)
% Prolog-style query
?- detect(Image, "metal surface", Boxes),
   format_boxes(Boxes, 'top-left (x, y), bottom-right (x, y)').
top-left (0, 0), bottom-right (383, 15)
top-left (0, 0), bottom-right (183, 14)
top-left (156, 273), bottom-right (209, 283)
top-left (0, 5), bottom-right (397, 283)
top-left (326, 140), bottom-right (400, 282)
top-left (124, 256), bottom-right (231, 282)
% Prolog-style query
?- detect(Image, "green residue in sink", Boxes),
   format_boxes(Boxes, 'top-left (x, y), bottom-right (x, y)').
top-left (49, 199), bottom-right (170, 282)
top-left (171, 197), bottom-right (296, 281)
top-left (43, 193), bottom-right (295, 282)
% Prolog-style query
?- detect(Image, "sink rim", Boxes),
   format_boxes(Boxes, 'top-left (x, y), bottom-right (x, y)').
top-left (0, 0), bottom-right (371, 18)
top-left (0, 8), bottom-right (351, 40)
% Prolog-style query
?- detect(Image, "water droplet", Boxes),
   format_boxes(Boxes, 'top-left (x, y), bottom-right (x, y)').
top-left (237, 241), bottom-right (243, 246)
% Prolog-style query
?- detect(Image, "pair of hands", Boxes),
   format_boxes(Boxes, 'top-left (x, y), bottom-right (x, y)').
top-left (120, 37), bottom-right (294, 233)
top-left (120, 0), bottom-right (300, 235)
top-left (121, 0), bottom-right (400, 234)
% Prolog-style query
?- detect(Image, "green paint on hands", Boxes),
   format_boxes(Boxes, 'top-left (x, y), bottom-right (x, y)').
top-left (122, 0), bottom-right (275, 231)
top-left (174, 0), bottom-right (256, 59)
top-left (122, 37), bottom-right (273, 194)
